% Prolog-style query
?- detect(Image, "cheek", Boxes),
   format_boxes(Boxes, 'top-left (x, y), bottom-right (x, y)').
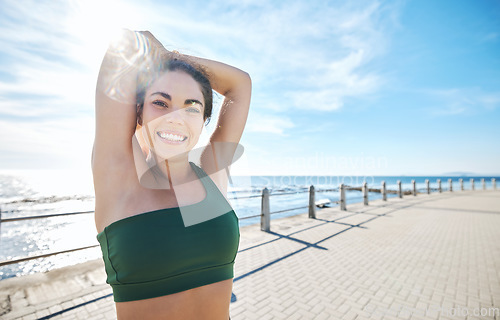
top-left (196, 116), bottom-right (205, 130)
top-left (142, 105), bottom-right (159, 122)
top-left (187, 119), bottom-right (204, 143)
top-left (189, 119), bottom-right (203, 136)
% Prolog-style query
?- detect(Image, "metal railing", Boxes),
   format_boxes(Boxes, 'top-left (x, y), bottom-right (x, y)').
top-left (0, 193), bottom-right (266, 267)
top-left (0, 178), bottom-right (496, 267)
top-left (258, 177), bottom-right (497, 231)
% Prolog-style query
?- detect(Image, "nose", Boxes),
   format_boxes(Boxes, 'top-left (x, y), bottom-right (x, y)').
top-left (163, 108), bottom-right (184, 125)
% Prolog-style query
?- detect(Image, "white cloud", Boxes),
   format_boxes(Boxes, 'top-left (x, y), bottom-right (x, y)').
top-left (140, 0), bottom-right (395, 108)
top-left (246, 112), bottom-right (294, 136)
top-left (426, 88), bottom-right (500, 116)
top-left (287, 50), bottom-right (380, 111)
top-left (189, 0), bottom-right (393, 112)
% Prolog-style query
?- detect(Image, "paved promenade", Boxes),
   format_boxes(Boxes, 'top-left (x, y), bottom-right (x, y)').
top-left (1, 189), bottom-right (499, 319)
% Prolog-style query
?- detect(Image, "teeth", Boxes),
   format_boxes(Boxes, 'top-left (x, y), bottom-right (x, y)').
top-left (157, 132), bottom-right (187, 142)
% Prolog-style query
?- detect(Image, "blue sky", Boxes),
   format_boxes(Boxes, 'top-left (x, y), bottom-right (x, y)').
top-left (0, 0), bottom-right (499, 177)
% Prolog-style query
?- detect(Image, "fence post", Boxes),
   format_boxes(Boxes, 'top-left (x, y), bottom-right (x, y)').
top-left (481, 178), bottom-right (485, 190)
top-left (308, 185), bottom-right (316, 219)
top-left (397, 180), bottom-right (402, 198)
top-left (425, 179), bottom-right (430, 194)
top-left (460, 178), bottom-right (464, 191)
top-left (339, 183), bottom-right (346, 210)
top-left (382, 181), bottom-right (387, 201)
top-left (493, 178), bottom-right (497, 190)
top-left (470, 178), bottom-right (475, 191)
top-left (363, 182), bottom-right (369, 205)
top-left (438, 179), bottom-right (441, 193)
top-left (261, 188), bottom-right (270, 232)
top-left (412, 180), bottom-right (416, 196)
top-left (449, 179), bottom-right (453, 192)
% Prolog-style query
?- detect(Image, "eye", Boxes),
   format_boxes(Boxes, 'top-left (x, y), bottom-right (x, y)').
top-left (187, 107), bottom-right (201, 113)
top-left (152, 100), bottom-right (168, 108)
top-left (186, 100), bottom-right (202, 113)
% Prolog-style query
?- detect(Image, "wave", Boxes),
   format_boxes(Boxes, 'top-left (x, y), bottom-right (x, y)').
top-left (1, 194), bottom-right (95, 206)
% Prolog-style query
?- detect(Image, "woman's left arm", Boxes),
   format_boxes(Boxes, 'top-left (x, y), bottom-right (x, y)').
top-left (183, 54), bottom-right (252, 144)
top-left (177, 53), bottom-right (251, 181)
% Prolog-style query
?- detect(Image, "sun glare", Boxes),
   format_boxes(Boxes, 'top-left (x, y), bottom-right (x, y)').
top-left (65, 0), bottom-right (142, 68)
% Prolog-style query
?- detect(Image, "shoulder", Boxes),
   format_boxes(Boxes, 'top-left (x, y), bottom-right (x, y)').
top-left (195, 160), bottom-right (229, 199)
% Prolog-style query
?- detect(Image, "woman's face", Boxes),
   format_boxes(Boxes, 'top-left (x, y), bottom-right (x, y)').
top-left (140, 70), bottom-right (205, 160)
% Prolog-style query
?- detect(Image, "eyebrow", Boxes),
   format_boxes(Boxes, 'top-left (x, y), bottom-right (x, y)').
top-left (151, 92), bottom-right (204, 109)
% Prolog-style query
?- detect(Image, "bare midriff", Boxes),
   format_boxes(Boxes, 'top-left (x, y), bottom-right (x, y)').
top-left (115, 278), bottom-right (233, 320)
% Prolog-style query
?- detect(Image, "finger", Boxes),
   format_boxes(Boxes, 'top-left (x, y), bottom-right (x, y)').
top-left (138, 31), bottom-right (164, 48)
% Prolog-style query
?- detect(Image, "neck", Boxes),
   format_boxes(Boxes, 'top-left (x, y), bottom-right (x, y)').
top-left (146, 153), bottom-right (193, 190)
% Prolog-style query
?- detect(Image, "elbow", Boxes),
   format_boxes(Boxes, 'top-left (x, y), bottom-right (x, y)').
top-left (242, 71), bottom-right (252, 88)
top-left (224, 72), bottom-right (252, 98)
top-left (240, 71), bottom-right (252, 95)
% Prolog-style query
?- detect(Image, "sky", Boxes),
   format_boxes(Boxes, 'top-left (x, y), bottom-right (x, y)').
top-left (0, 0), bottom-right (499, 178)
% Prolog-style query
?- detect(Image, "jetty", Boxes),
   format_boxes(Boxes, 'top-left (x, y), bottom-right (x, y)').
top-left (1, 187), bottom-right (499, 319)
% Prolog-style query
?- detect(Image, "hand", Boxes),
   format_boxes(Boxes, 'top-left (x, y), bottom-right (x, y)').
top-left (137, 31), bottom-right (164, 49)
top-left (137, 30), bottom-right (171, 58)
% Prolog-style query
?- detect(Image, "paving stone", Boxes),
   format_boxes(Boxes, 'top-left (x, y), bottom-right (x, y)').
top-left (34, 309), bottom-right (50, 318)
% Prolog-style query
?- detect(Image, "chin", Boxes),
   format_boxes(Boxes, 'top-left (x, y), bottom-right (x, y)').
top-left (152, 146), bottom-right (194, 162)
top-left (151, 134), bottom-right (201, 161)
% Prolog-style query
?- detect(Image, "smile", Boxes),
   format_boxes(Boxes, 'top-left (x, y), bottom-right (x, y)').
top-left (156, 131), bottom-right (188, 144)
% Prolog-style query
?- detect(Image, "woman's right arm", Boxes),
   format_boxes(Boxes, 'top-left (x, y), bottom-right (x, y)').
top-left (92, 30), bottom-right (151, 175)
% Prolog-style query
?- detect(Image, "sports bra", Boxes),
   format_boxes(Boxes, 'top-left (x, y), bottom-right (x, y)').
top-left (96, 161), bottom-right (240, 302)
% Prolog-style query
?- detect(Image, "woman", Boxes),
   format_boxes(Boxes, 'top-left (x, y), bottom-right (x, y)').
top-left (92, 29), bottom-right (251, 320)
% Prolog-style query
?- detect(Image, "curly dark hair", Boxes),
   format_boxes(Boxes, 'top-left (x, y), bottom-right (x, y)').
top-left (135, 58), bottom-right (213, 128)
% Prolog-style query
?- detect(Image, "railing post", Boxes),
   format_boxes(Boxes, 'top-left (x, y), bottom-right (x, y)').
top-left (339, 183), bottom-right (346, 210)
top-left (437, 179), bottom-right (441, 193)
top-left (412, 180), bottom-right (416, 196)
top-left (449, 179), bottom-right (453, 192)
top-left (470, 178), bottom-right (475, 191)
top-left (397, 180), bottom-right (402, 198)
top-left (308, 185), bottom-right (316, 219)
top-left (261, 188), bottom-right (270, 232)
top-left (493, 178), bottom-right (497, 190)
top-left (426, 179), bottom-right (430, 194)
top-left (363, 182), bottom-right (369, 205)
top-left (382, 181), bottom-right (387, 201)
top-left (460, 178), bottom-right (464, 191)
top-left (481, 178), bottom-right (485, 190)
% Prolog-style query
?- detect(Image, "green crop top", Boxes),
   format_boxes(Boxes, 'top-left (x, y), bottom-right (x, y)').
top-left (96, 161), bottom-right (240, 302)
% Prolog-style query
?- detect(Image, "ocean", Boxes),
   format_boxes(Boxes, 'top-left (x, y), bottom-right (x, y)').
top-left (0, 169), bottom-right (497, 281)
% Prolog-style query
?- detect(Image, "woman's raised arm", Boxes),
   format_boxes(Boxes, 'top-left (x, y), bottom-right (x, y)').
top-left (92, 30), bottom-right (157, 171)
top-left (172, 52), bottom-right (252, 177)
top-left (183, 54), bottom-right (252, 145)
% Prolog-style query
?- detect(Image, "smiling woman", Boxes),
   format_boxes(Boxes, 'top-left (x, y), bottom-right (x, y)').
top-left (91, 29), bottom-right (251, 319)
